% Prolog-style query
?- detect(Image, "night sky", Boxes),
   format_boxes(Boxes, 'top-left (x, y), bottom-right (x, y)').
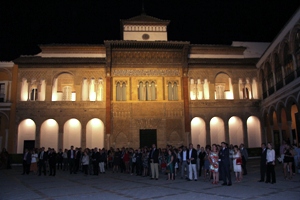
top-left (0, 0), bottom-right (299, 61)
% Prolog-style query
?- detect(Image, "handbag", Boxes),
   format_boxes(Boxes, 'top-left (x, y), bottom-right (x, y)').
top-left (236, 157), bottom-right (242, 165)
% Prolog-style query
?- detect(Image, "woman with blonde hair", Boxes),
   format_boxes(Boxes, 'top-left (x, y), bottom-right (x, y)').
top-left (209, 144), bottom-right (219, 184)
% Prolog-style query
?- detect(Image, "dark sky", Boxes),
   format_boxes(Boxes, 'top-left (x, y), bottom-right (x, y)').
top-left (0, 0), bottom-right (299, 61)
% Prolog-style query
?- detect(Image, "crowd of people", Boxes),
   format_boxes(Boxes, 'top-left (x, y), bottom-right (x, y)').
top-left (19, 140), bottom-right (300, 185)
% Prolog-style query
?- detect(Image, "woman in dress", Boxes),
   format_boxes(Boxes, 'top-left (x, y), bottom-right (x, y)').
top-left (142, 148), bottom-right (149, 177)
top-left (266, 142), bottom-right (276, 184)
top-left (166, 149), bottom-right (174, 180)
top-left (209, 144), bottom-right (219, 184)
top-left (283, 144), bottom-right (294, 180)
top-left (203, 145), bottom-right (211, 181)
top-left (232, 145), bottom-right (242, 182)
top-left (30, 149), bottom-right (38, 174)
top-left (113, 148), bottom-right (121, 173)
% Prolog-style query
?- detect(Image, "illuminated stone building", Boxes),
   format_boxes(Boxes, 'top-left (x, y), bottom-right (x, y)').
top-left (257, 8), bottom-right (300, 150)
top-left (5, 13), bottom-right (287, 154)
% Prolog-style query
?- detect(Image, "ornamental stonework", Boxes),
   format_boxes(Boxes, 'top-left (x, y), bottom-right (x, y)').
top-left (78, 70), bottom-right (106, 79)
top-left (19, 70), bottom-right (50, 81)
top-left (112, 68), bottom-right (180, 77)
top-left (112, 51), bottom-right (182, 64)
top-left (134, 118), bottom-right (162, 129)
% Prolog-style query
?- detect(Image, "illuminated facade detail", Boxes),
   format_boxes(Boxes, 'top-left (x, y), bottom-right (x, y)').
top-left (7, 11), bottom-right (300, 154)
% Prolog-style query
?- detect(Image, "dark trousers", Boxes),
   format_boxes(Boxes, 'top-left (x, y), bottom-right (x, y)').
top-left (69, 159), bottom-right (75, 174)
top-left (22, 160), bottom-right (30, 174)
top-left (221, 163), bottom-right (231, 184)
top-left (260, 163), bottom-right (266, 181)
top-left (131, 162), bottom-right (136, 174)
top-left (93, 161), bottom-right (99, 175)
top-left (38, 160), bottom-right (46, 175)
top-left (266, 163), bottom-right (276, 183)
top-left (83, 165), bottom-right (88, 175)
top-left (242, 157), bottom-right (247, 175)
top-left (49, 163), bottom-right (56, 176)
top-left (63, 158), bottom-right (68, 171)
top-left (57, 160), bottom-right (63, 169)
top-left (199, 161), bottom-right (204, 176)
top-left (74, 159), bottom-right (80, 173)
top-left (136, 162), bottom-right (142, 175)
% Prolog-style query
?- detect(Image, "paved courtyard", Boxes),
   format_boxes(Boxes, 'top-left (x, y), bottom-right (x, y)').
top-left (0, 159), bottom-right (299, 200)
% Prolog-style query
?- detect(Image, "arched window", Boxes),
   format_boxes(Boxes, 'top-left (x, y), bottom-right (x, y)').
top-left (52, 73), bottom-right (75, 101)
top-left (116, 81), bottom-right (126, 101)
top-left (138, 80), bottom-right (156, 101)
top-left (273, 55), bottom-right (281, 91)
top-left (215, 73), bottom-right (233, 100)
top-left (261, 69), bottom-right (267, 98)
top-left (29, 79), bottom-right (38, 101)
top-left (283, 44), bottom-right (295, 84)
top-left (266, 63), bottom-right (274, 95)
top-left (168, 81), bottom-right (178, 101)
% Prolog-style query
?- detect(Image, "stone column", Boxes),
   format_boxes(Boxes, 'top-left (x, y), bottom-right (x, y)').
top-left (106, 134), bottom-right (110, 149)
top-left (81, 124), bottom-right (86, 149)
top-left (224, 120), bottom-right (229, 143)
top-left (287, 121), bottom-right (293, 144)
top-left (58, 125), bottom-right (64, 150)
top-left (243, 120), bottom-right (249, 147)
top-left (270, 125), bottom-right (274, 145)
top-left (232, 79), bottom-right (240, 100)
top-left (206, 121), bottom-right (211, 145)
top-left (263, 126), bottom-right (268, 143)
top-left (35, 124), bottom-right (41, 148)
top-left (278, 123), bottom-right (283, 146)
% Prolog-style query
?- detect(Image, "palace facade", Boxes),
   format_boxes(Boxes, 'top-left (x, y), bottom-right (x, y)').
top-left (1, 10), bottom-right (300, 154)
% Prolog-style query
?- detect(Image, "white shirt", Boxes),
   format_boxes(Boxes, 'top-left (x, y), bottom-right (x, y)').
top-left (182, 151), bottom-right (187, 161)
top-left (266, 149), bottom-right (275, 162)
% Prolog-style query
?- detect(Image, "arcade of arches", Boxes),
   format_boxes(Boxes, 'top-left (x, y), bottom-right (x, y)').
top-left (17, 118), bottom-right (104, 154)
top-left (191, 116), bottom-right (262, 148)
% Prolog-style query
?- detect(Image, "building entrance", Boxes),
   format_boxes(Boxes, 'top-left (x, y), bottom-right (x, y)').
top-left (140, 129), bottom-right (156, 148)
top-left (23, 140), bottom-right (35, 152)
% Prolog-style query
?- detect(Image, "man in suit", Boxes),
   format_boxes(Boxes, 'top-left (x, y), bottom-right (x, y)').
top-left (240, 143), bottom-right (248, 175)
top-left (149, 144), bottom-right (159, 180)
top-left (48, 148), bottom-right (57, 176)
top-left (22, 148), bottom-right (31, 175)
top-left (258, 143), bottom-right (267, 182)
top-left (187, 143), bottom-right (198, 181)
top-left (67, 145), bottom-right (75, 174)
top-left (74, 147), bottom-right (81, 174)
top-left (92, 147), bottom-right (100, 175)
top-left (38, 147), bottom-right (47, 176)
top-left (219, 142), bottom-right (232, 186)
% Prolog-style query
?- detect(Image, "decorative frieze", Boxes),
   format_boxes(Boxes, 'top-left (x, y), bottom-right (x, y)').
top-left (134, 118), bottom-right (162, 129)
top-left (112, 69), bottom-right (180, 76)
top-left (112, 51), bottom-right (182, 64)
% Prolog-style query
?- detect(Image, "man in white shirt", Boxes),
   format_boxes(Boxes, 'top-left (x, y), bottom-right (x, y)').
top-left (180, 146), bottom-right (189, 179)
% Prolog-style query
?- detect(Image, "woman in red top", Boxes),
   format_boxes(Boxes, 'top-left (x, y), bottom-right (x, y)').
top-left (123, 149), bottom-right (130, 173)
